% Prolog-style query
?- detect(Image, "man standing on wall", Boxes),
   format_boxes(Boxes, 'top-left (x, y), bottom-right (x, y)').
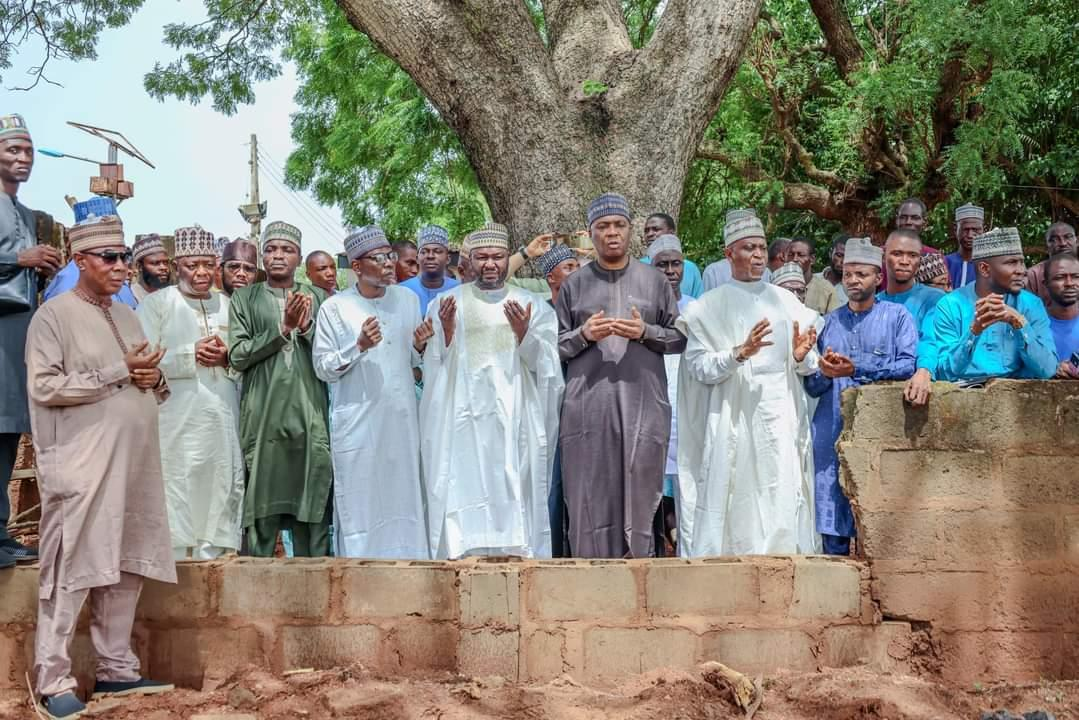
top-left (945, 204), bottom-right (984, 289)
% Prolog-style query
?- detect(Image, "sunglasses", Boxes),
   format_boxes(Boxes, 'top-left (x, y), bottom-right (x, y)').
top-left (83, 250), bottom-right (132, 265)
top-left (362, 251), bottom-right (399, 265)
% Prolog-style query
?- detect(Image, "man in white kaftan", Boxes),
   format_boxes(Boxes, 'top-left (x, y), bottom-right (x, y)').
top-left (137, 226), bottom-right (244, 559)
top-left (677, 210), bottom-right (822, 556)
top-left (313, 226), bottom-right (430, 559)
top-left (420, 223), bottom-right (564, 559)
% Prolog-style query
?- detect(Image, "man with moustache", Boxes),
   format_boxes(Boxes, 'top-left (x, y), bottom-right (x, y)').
top-left (677, 209), bottom-right (820, 557)
top-left (137, 226), bottom-right (244, 561)
top-left (876, 229), bottom-right (946, 407)
top-left (1025, 222), bottom-right (1076, 305)
top-left (313, 226), bottom-right (431, 558)
top-left (401, 225), bottom-right (459, 314)
top-left (556, 193), bottom-right (686, 559)
top-left (930, 227), bottom-right (1056, 381)
top-left (1043, 252), bottom-right (1079, 378)
top-left (805, 239), bottom-right (917, 555)
top-left (26, 215), bottom-right (174, 718)
top-left (0, 113), bottom-right (59, 570)
top-left (229, 221), bottom-right (333, 557)
top-left (219, 239), bottom-right (258, 296)
top-left (420, 222), bottom-right (563, 559)
top-left (130, 233), bottom-right (171, 303)
top-left (945, 204), bottom-right (985, 289)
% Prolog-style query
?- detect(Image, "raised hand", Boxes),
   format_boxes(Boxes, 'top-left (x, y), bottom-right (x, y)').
top-left (413, 318), bottom-right (435, 353)
top-left (581, 310), bottom-right (614, 343)
top-left (282, 291), bottom-right (308, 335)
top-left (819, 347), bottom-right (854, 378)
top-left (439, 295), bottom-right (457, 348)
top-left (526, 233), bottom-right (554, 259)
top-left (195, 335), bottom-right (229, 368)
top-left (17, 245), bottom-right (62, 274)
top-left (609, 306), bottom-right (645, 340)
top-left (734, 319), bottom-right (773, 361)
top-left (357, 316), bottom-right (383, 351)
top-left (792, 321), bottom-right (817, 363)
top-left (503, 299), bottom-right (533, 344)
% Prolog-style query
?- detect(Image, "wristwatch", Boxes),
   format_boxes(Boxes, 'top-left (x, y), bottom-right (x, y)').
top-left (518, 246), bottom-right (529, 261)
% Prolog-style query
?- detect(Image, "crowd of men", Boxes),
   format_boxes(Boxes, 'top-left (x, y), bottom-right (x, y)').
top-left (3, 113), bottom-right (1079, 716)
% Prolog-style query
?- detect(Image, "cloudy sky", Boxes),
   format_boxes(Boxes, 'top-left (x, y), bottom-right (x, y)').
top-left (3, 3), bottom-right (347, 255)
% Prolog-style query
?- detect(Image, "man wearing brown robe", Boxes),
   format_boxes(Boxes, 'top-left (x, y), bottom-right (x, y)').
top-left (556, 193), bottom-right (686, 558)
top-left (26, 215), bottom-right (175, 719)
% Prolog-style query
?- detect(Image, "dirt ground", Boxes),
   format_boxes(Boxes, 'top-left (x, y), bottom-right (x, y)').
top-left (2, 664), bottom-right (1075, 720)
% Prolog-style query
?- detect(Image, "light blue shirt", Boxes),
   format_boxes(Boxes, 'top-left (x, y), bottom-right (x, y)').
top-left (878, 283), bottom-right (946, 376)
top-left (43, 259), bottom-right (138, 308)
top-left (928, 284), bottom-right (1057, 381)
top-left (400, 274), bottom-right (459, 315)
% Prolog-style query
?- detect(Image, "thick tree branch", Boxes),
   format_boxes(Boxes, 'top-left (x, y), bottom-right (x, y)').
top-left (541, 0), bottom-right (632, 90)
top-left (807, 0), bottom-right (864, 80)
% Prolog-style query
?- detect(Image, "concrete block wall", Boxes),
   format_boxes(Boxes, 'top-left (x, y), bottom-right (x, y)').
top-left (839, 380), bottom-right (1079, 684)
top-left (0, 556), bottom-right (910, 689)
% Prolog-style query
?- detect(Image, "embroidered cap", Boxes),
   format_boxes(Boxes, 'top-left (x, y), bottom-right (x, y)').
top-left (0, 114), bottom-right (30, 143)
top-left (132, 233), bottom-right (167, 265)
top-left (262, 220), bottom-right (302, 251)
top-left (173, 225), bottom-right (217, 259)
top-left (955, 203), bottom-right (985, 224)
top-left (536, 244), bottom-right (576, 277)
top-left (344, 225), bottom-right (390, 261)
top-left (843, 237), bottom-right (883, 268)
top-left (417, 225), bottom-right (449, 249)
top-left (771, 262), bottom-right (806, 288)
top-left (466, 222), bottom-right (510, 251)
top-left (971, 227), bottom-right (1023, 261)
top-left (915, 252), bottom-right (948, 284)
top-left (647, 233), bottom-right (682, 260)
top-left (69, 216), bottom-right (125, 254)
top-left (723, 208), bottom-right (765, 247)
top-left (587, 193), bottom-right (631, 227)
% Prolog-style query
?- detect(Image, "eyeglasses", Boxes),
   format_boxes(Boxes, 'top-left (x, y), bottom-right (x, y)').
top-left (223, 261), bottom-right (258, 273)
top-left (83, 250), bottom-right (132, 265)
top-left (362, 251), bottom-right (399, 265)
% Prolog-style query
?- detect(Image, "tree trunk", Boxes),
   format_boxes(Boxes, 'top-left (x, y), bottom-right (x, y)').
top-left (336, 0), bottom-right (763, 253)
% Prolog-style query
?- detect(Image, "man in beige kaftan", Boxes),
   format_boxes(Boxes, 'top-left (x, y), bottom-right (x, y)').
top-left (26, 215), bottom-right (175, 718)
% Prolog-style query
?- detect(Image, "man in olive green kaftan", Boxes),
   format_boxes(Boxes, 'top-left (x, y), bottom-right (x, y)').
top-left (228, 221), bottom-right (332, 556)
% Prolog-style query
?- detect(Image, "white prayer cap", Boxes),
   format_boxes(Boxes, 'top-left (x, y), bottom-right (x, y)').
top-left (843, 237), bottom-right (883, 268)
top-left (647, 233), bottom-right (682, 259)
top-left (971, 227), bottom-right (1023, 261)
top-left (955, 203), bottom-right (985, 224)
top-left (723, 209), bottom-right (765, 247)
top-left (771, 262), bottom-right (806, 288)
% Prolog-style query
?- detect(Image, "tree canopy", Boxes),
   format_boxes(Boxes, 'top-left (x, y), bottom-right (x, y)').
top-left (3, 0), bottom-right (1076, 261)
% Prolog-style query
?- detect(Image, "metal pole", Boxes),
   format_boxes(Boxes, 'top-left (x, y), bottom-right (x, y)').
top-left (250, 134), bottom-right (262, 242)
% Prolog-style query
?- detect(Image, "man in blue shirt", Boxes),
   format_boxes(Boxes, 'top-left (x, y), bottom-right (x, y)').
top-left (876, 229), bottom-right (946, 406)
top-left (930, 227), bottom-right (1057, 382)
top-left (400, 225), bottom-right (459, 315)
top-left (1044, 252), bottom-right (1079, 378)
top-left (806, 238), bottom-right (917, 555)
top-left (944, 203), bottom-right (984, 289)
top-left (641, 212), bottom-right (703, 298)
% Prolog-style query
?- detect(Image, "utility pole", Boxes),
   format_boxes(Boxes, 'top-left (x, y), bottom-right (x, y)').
top-left (238, 133), bottom-right (267, 246)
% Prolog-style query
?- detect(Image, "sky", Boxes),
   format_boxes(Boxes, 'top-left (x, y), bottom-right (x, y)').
top-left (2, 3), bottom-right (348, 256)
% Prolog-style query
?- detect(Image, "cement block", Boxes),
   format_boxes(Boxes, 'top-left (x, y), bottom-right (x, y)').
top-left (1003, 456), bottom-right (1079, 506)
top-left (219, 562), bottom-right (330, 618)
top-left (281, 625), bottom-right (380, 670)
top-left (460, 567), bottom-right (519, 627)
top-left (859, 510), bottom-right (1058, 566)
top-left (0, 566), bottom-right (38, 623)
top-left (323, 686), bottom-right (405, 717)
top-left (387, 622), bottom-right (457, 671)
top-left (525, 565), bottom-right (637, 621)
top-left (583, 627), bottom-right (697, 680)
top-left (341, 566), bottom-right (456, 621)
top-left (521, 630), bottom-right (563, 682)
top-left (790, 559), bottom-right (861, 619)
top-left (879, 450), bottom-right (993, 502)
top-left (646, 562), bottom-right (759, 617)
top-left (137, 564), bottom-right (213, 621)
top-left (874, 571), bottom-right (995, 629)
top-left (457, 629), bottom-right (519, 679)
top-left (940, 630), bottom-right (1063, 684)
top-left (147, 626), bottom-right (264, 689)
top-left (700, 629), bottom-right (817, 675)
top-left (821, 621), bottom-right (911, 672)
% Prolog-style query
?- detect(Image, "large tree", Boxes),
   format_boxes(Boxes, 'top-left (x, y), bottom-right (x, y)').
top-left (2, 0), bottom-right (766, 250)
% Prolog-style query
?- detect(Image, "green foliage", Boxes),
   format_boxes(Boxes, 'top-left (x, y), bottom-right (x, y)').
top-left (0, 0), bottom-right (146, 89)
top-left (284, 1), bottom-right (487, 242)
top-left (581, 80), bottom-right (609, 97)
